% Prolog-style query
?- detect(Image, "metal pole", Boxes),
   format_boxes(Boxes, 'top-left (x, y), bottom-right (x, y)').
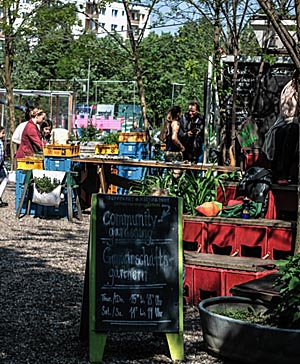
top-left (171, 82), bottom-right (185, 106)
top-left (171, 84), bottom-right (175, 106)
top-left (133, 81), bottom-right (136, 123)
top-left (87, 59), bottom-right (90, 106)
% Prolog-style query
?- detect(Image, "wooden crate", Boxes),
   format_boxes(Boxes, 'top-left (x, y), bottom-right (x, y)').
top-left (118, 132), bottom-right (148, 142)
top-left (43, 144), bottom-right (80, 157)
top-left (95, 144), bottom-right (118, 155)
top-left (17, 157), bottom-right (44, 170)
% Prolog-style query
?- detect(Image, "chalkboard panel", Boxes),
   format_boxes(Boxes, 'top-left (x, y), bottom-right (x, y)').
top-left (94, 194), bottom-right (182, 332)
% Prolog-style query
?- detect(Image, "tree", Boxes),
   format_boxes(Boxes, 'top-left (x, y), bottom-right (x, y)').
top-left (76, 0), bottom-right (160, 131)
top-left (139, 19), bottom-right (213, 126)
top-left (157, 0), bottom-right (259, 163)
top-left (0, 0), bottom-right (113, 167)
top-left (0, 0), bottom-right (47, 167)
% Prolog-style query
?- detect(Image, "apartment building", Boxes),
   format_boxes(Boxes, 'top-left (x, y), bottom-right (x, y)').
top-left (0, 0), bottom-right (150, 41)
top-left (81, 1), bottom-right (151, 40)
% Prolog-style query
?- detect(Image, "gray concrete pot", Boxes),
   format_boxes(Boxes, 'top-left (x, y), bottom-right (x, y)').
top-left (199, 296), bottom-right (300, 364)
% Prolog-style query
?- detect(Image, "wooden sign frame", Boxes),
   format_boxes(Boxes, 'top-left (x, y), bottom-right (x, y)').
top-left (88, 194), bottom-right (184, 363)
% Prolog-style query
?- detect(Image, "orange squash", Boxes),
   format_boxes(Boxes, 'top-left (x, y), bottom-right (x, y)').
top-left (195, 201), bottom-right (222, 217)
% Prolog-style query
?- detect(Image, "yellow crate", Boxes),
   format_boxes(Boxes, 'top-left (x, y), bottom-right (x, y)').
top-left (95, 144), bottom-right (118, 155)
top-left (43, 144), bottom-right (80, 157)
top-left (17, 157), bottom-right (44, 170)
top-left (118, 132), bottom-right (148, 142)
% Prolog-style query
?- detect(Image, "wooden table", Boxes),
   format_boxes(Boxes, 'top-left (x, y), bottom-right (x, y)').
top-left (73, 156), bottom-right (241, 196)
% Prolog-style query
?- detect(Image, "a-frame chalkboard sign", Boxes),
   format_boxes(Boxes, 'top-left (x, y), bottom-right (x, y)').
top-left (88, 193), bottom-right (184, 363)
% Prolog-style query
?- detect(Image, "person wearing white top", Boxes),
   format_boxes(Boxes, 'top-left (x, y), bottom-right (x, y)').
top-left (12, 121), bottom-right (29, 145)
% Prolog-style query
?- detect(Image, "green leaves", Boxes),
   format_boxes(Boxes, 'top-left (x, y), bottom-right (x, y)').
top-left (34, 175), bottom-right (60, 193)
top-left (129, 167), bottom-right (229, 215)
top-left (269, 253), bottom-right (300, 329)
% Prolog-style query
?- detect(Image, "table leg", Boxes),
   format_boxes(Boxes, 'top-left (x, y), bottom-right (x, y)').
top-left (16, 170), bottom-right (32, 219)
top-left (97, 165), bottom-right (107, 193)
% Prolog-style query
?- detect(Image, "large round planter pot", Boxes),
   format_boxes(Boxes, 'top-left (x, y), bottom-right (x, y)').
top-left (199, 296), bottom-right (300, 364)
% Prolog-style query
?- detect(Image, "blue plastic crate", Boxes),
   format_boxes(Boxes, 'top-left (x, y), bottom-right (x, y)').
top-left (40, 186), bottom-right (77, 218)
top-left (42, 201), bottom-right (78, 218)
top-left (44, 157), bottom-right (72, 172)
top-left (16, 170), bottom-right (27, 185)
top-left (117, 166), bottom-right (147, 180)
top-left (15, 194), bottom-right (43, 216)
top-left (118, 142), bottom-right (150, 160)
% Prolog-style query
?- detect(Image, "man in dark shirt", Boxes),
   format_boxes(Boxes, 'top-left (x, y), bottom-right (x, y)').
top-left (130, 121), bottom-right (142, 132)
top-left (181, 101), bottom-right (205, 163)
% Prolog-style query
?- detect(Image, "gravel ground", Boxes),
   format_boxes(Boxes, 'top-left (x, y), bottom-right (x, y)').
top-left (0, 183), bottom-right (237, 364)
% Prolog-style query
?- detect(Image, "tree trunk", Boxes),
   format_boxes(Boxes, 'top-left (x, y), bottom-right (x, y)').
top-left (4, 36), bottom-right (16, 169)
top-left (257, 0), bottom-right (300, 69)
top-left (230, 45), bottom-right (238, 166)
top-left (123, 0), bottom-right (149, 131)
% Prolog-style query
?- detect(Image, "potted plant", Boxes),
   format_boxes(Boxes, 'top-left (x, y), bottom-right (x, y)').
top-left (198, 253), bottom-right (300, 364)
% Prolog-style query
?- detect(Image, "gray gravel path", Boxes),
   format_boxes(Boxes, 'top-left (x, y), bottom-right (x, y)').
top-left (0, 183), bottom-right (238, 364)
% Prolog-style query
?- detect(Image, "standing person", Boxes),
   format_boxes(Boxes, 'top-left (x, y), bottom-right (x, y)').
top-left (130, 120), bottom-right (142, 132)
top-left (12, 105), bottom-right (35, 145)
top-left (181, 101), bottom-right (205, 163)
top-left (41, 119), bottom-right (53, 143)
top-left (263, 71), bottom-right (299, 185)
top-left (15, 108), bottom-right (47, 159)
top-left (164, 106), bottom-right (185, 162)
top-left (0, 127), bottom-right (8, 207)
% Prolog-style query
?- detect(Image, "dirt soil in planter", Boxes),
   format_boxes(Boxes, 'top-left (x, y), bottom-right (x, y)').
top-left (1, 184), bottom-right (244, 364)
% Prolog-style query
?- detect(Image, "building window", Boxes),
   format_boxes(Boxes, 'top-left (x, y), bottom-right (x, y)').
top-left (132, 26), bottom-right (139, 36)
top-left (121, 25), bottom-right (124, 31)
top-left (90, 21), bottom-right (97, 31)
top-left (131, 12), bottom-right (138, 21)
top-left (112, 9), bottom-right (118, 17)
top-left (111, 24), bottom-right (117, 31)
top-left (90, 5), bottom-right (98, 15)
top-left (122, 11), bottom-right (125, 16)
top-left (100, 8), bottom-right (106, 15)
top-left (100, 23), bottom-right (105, 28)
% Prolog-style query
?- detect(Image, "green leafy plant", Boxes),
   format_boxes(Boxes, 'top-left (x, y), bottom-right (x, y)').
top-left (129, 168), bottom-right (230, 215)
top-left (267, 254), bottom-right (300, 329)
top-left (212, 307), bottom-right (271, 326)
top-left (78, 125), bottom-right (102, 142)
top-left (100, 132), bottom-right (119, 144)
top-left (33, 175), bottom-right (61, 193)
top-left (214, 254), bottom-right (300, 330)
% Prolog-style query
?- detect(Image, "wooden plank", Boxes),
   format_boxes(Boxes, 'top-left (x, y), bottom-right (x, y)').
top-left (183, 214), bottom-right (296, 228)
top-left (73, 157), bottom-right (241, 173)
top-left (184, 251), bottom-right (277, 272)
top-left (230, 272), bottom-right (281, 303)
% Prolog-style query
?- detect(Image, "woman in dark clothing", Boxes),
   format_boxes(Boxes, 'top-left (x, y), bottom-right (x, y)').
top-left (164, 106), bottom-right (185, 162)
top-left (41, 119), bottom-right (53, 143)
top-left (263, 72), bottom-right (299, 185)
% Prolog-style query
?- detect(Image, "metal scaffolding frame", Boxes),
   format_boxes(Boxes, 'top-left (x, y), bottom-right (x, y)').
top-left (0, 89), bottom-right (73, 132)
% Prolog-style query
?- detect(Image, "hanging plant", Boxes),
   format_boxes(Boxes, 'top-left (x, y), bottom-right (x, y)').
top-left (33, 175), bottom-right (61, 194)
